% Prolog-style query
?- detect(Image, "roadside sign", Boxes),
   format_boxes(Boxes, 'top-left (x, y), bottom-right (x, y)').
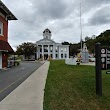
top-left (106, 48), bottom-right (110, 69)
top-left (101, 48), bottom-right (110, 70)
top-left (101, 48), bottom-right (106, 70)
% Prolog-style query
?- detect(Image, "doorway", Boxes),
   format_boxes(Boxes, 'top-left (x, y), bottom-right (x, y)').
top-left (2, 53), bottom-right (8, 68)
top-left (44, 54), bottom-right (48, 60)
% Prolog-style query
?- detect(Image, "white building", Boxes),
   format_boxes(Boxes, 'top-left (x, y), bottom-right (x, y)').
top-left (36, 29), bottom-right (69, 60)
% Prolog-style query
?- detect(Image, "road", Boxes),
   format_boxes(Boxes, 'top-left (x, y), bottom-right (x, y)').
top-left (0, 61), bottom-right (43, 102)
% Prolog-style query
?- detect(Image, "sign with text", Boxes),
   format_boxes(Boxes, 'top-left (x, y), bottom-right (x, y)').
top-left (101, 48), bottom-right (110, 70)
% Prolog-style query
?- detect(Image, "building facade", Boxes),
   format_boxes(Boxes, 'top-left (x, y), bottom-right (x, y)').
top-left (36, 29), bottom-right (69, 60)
top-left (0, 1), bottom-right (17, 69)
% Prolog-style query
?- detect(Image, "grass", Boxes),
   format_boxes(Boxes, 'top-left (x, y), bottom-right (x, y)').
top-left (43, 60), bottom-right (110, 110)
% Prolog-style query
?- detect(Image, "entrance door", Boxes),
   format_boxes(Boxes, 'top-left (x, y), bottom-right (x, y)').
top-left (0, 52), bottom-right (2, 69)
top-left (2, 53), bottom-right (8, 68)
top-left (44, 54), bottom-right (48, 60)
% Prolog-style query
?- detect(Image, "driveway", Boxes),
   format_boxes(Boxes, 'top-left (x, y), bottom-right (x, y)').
top-left (0, 61), bottom-right (43, 101)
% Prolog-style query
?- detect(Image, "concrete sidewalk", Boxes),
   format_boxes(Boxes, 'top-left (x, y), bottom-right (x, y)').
top-left (0, 61), bottom-right (50, 110)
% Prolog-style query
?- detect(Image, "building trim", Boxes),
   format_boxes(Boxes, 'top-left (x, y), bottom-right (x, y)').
top-left (0, 1), bottom-right (17, 20)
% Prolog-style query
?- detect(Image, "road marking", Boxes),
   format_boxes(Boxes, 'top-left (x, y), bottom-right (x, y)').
top-left (0, 72), bottom-right (30, 94)
top-left (21, 68), bottom-right (24, 70)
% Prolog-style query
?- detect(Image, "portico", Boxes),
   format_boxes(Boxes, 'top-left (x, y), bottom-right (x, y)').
top-left (36, 29), bottom-right (69, 60)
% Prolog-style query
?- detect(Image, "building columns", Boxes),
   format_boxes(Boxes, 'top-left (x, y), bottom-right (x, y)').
top-left (36, 46), bottom-right (39, 59)
top-left (48, 45), bottom-right (50, 59)
top-left (53, 45), bottom-right (55, 59)
top-left (67, 47), bottom-right (69, 58)
top-left (59, 47), bottom-right (61, 59)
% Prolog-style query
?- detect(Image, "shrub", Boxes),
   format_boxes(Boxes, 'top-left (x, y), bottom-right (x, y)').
top-left (15, 61), bottom-right (20, 66)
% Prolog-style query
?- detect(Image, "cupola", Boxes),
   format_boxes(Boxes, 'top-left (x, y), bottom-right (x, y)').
top-left (43, 28), bottom-right (52, 39)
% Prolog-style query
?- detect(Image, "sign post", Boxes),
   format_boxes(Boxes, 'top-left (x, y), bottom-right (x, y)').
top-left (95, 43), bottom-right (102, 96)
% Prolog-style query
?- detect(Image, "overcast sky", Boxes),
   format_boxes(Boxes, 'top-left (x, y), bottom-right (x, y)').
top-left (2, 0), bottom-right (110, 50)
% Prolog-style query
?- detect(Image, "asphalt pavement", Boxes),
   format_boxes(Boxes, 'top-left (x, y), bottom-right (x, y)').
top-left (0, 61), bottom-right (50, 110)
top-left (0, 61), bottom-right (42, 102)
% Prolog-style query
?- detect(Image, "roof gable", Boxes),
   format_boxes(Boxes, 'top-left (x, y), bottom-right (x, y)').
top-left (36, 38), bottom-right (56, 44)
top-left (0, 40), bottom-right (14, 53)
top-left (0, 1), bottom-right (17, 20)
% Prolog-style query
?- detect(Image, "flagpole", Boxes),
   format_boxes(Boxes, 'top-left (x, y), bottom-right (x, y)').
top-left (80, 2), bottom-right (83, 52)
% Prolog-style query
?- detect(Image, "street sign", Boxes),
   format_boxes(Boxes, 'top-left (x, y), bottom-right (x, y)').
top-left (101, 48), bottom-right (110, 70)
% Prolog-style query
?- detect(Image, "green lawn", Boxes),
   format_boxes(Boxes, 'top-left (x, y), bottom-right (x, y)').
top-left (43, 60), bottom-right (110, 110)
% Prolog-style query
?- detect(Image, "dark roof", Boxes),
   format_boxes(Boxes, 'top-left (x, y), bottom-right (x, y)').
top-left (0, 0), bottom-right (17, 20)
top-left (0, 40), bottom-right (14, 53)
top-left (43, 28), bottom-right (51, 33)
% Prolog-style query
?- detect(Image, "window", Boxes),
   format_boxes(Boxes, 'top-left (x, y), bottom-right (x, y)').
top-left (65, 54), bottom-right (67, 58)
top-left (40, 54), bottom-right (42, 58)
top-left (56, 54), bottom-right (58, 58)
top-left (50, 46), bottom-right (53, 52)
top-left (61, 54), bottom-right (63, 58)
top-left (61, 48), bottom-right (63, 52)
top-left (51, 54), bottom-right (53, 58)
top-left (64, 48), bottom-right (67, 52)
top-left (0, 22), bottom-right (3, 35)
top-left (56, 47), bottom-right (58, 52)
top-left (39, 45), bottom-right (42, 52)
top-left (44, 45), bottom-right (48, 52)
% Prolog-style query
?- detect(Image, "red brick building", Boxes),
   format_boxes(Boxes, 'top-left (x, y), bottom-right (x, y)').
top-left (0, 1), bottom-right (17, 69)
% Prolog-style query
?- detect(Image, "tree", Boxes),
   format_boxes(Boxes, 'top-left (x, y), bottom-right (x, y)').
top-left (85, 36), bottom-right (91, 41)
top-left (16, 42), bottom-right (37, 59)
top-left (69, 43), bottom-right (80, 56)
top-left (84, 29), bottom-right (110, 53)
top-left (62, 41), bottom-right (70, 45)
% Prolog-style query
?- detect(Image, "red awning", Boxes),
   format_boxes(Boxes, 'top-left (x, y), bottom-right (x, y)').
top-left (0, 40), bottom-right (14, 53)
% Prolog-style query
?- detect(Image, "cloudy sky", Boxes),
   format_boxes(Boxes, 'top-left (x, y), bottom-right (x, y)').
top-left (2, 0), bottom-right (110, 50)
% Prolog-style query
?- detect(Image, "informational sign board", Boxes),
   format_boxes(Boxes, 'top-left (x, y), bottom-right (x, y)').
top-left (101, 48), bottom-right (110, 70)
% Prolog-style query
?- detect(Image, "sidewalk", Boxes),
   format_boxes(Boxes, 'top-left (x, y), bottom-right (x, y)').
top-left (0, 61), bottom-right (50, 110)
